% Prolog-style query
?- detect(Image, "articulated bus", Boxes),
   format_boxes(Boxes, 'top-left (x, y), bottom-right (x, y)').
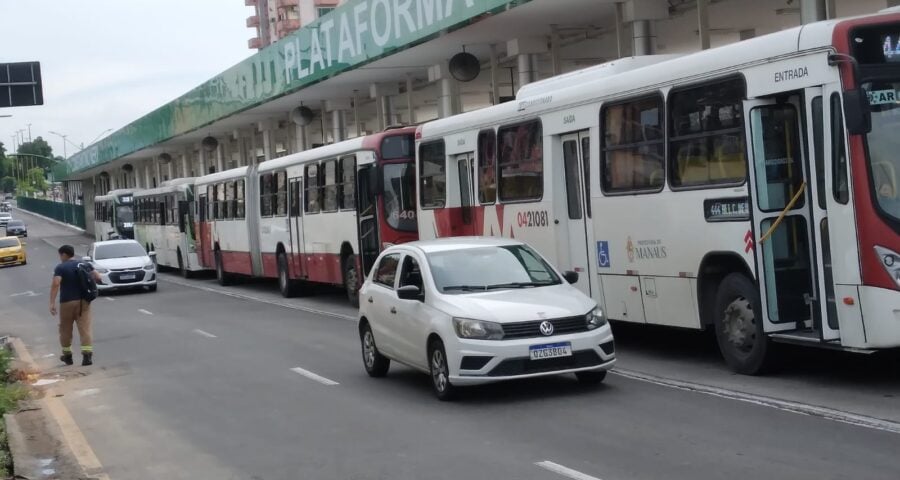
top-left (93, 189), bottom-right (137, 241)
top-left (196, 127), bottom-right (418, 304)
top-left (133, 178), bottom-right (203, 277)
top-left (416, 11), bottom-right (900, 374)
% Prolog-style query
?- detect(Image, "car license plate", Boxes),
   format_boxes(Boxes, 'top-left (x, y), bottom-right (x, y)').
top-left (529, 342), bottom-right (573, 360)
top-left (120, 274), bottom-right (137, 280)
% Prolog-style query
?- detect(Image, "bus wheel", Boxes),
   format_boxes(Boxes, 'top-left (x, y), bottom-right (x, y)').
top-left (177, 250), bottom-right (191, 279)
top-left (713, 273), bottom-right (773, 375)
top-left (343, 257), bottom-right (360, 308)
top-left (215, 250), bottom-right (232, 286)
top-left (277, 252), bottom-right (296, 298)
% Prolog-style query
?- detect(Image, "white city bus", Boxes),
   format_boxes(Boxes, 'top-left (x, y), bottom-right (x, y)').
top-left (93, 189), bottom-right (137, 241)
top-left (416, 11), bottom-right (900, 374)
top-left (196, 127), bottom-right (418, 303)
top-left (133, 178), bottom-right (204, 277)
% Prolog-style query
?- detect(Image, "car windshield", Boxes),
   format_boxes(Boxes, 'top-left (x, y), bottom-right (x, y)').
top-left (94, 242), bottom-right (146, 260)
top-left (8, 220), bottom-right (23, 227)
top-left (427, 244), bottom-right (561, 293)
top-left (0, 238), bottom-right (19, 248)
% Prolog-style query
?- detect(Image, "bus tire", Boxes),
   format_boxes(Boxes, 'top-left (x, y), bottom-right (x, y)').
top-left (177, 249), bottom-right (191, 279)
top-left (215, 250), bottom-right (232, 286)
top-left (343, 256), bottom-right (360, 308)
top-left (277, 252), bottom-right (296, 298)
top-left (713, 273), bottom-right (774, 375)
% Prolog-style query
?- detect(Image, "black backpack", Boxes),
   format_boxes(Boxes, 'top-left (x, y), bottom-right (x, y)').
top-left (76, 262), bottom-right (98, 303)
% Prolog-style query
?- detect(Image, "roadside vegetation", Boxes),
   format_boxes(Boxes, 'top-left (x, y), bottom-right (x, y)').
top-left (0, 347), bottom-right (27, 477)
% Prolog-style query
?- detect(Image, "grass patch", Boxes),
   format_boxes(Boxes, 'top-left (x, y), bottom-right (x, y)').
top-left (0, 347), bottom-right (27, 477)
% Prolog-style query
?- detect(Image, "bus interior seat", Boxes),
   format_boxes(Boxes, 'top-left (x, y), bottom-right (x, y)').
top-left (873, 161), bottom-right (897, 199)
top-left (677, 141), bottom-right (709, 184)
top-left (713, 136), bottom-right (747, 181)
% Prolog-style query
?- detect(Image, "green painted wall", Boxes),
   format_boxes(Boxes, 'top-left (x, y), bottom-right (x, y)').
top-left (64, 0), bottom-right (531, 179)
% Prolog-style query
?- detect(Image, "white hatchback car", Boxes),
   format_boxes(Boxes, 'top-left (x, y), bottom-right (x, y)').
top-left (84, 240), bottom-right (157, 293)
top-left (358, 237), bottom-right (615, 400)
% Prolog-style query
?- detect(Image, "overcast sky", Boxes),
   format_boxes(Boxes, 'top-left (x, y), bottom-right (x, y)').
top-left (0, 0), bottom-right (252, 159)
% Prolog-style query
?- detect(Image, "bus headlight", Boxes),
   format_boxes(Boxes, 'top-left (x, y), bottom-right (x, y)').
top-left (874, 246), bottom-right (900, 288)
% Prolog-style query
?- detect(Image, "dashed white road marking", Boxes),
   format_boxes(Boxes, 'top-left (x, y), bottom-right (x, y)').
top-left (612, 368), bottom-right (900, 435)
top-left (535, 461), bottom-right (602, 480)
top-left (138, 309), bottom-right (153, 315)
top-left (75, 388), bottom-right (101, 398)
top-left (105, 297), bottom-right (115, 302)
top-left (290, 367), bottom-right (339, 386)
top-left (193, 329), bottom-right (217, 338)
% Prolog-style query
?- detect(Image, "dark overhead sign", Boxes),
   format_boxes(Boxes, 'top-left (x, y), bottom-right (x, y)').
top-left (0, 62), bottom-right (44, 108)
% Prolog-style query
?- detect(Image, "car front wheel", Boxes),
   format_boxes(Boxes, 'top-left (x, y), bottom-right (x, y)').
top-left (575, 370), bottom-right (607, 385)
top-left (428, 339), bottom-right (456, 401)
top-left (360, 322), bottom-right (389, 377)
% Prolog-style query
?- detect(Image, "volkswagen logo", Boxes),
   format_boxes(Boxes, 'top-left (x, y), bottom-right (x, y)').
top-left (539, 320), bottom-right (554, 336)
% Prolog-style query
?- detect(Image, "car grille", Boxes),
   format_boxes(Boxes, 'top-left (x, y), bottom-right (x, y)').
top-left (502, 314), bottom-right (589, 339)
top-left (1, 256), bottom-right (17, 263)
top-left (109, 268), bottom-right (144, 284)
top-left (487, 350), bottom-right (603, 377)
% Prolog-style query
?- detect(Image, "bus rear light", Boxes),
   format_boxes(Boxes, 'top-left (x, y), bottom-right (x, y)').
top-left (874, 245), bottom-right (900, 289)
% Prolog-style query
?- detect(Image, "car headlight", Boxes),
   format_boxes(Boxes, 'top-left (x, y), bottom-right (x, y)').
top-left (95, 267), bottom-right (109, 274)
top-left (874, 245), bottom-right (900, 288)
top-left (143, 263), bottom-right (155, 271)
top-left (586, 307), bottom-right (608, 330)
top-left (452, 317), bottom-right (504, 340)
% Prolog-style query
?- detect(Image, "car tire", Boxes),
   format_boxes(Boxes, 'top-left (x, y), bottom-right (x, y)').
top-left (713, 273), bottom-right (774, 375)
top-left (343, 256), bottom-right (360, 308)
top-left (215, 250), bottom-right (232, 286)
top-left (360, 322), bottom-right (390, 377)
top-left (277, 252), bottom-right (296, 298)
top-left (148, 284), bottom-right (157, 292)
top-left (575, 370), bottom-right (607, 385)
top-left (428, 339), bottom-right (456, 401)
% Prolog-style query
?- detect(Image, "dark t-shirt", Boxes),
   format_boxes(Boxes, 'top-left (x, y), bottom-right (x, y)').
top-left (53, 259), bottom-right (92, 303)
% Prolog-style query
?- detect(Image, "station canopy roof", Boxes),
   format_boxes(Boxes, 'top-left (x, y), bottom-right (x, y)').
top-left (61, 0), bottom-right (615, 180)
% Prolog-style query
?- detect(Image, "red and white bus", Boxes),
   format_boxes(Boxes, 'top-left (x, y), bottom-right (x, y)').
top-left (196, 127), bottom-right (418, 304)
top-left (416, 11), bottom-right (900, 374)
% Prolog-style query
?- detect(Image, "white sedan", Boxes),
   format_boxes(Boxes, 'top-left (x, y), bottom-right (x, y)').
top-left (358, 237), bottom-right (615, 400)
top-left (84, 240), bottom-right (158, 293)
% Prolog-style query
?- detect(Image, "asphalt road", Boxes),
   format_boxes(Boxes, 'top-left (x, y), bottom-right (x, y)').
top-left (2, 210), bottom-right (900, 480)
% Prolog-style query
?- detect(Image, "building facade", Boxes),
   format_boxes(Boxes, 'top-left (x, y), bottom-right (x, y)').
top-left (247, 0), bottom-right (342, 50)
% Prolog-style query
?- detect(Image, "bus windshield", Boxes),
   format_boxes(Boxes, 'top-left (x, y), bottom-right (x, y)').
top-left (864, 80), bottom-right (900, 223)
top-left (116, 205), bottom-right (134, 225)
top-left (383, 162), bottom-right (417, 232)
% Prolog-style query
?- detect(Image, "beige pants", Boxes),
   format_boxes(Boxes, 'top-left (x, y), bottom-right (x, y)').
top-left (59, 300), bottom-right (92, 353)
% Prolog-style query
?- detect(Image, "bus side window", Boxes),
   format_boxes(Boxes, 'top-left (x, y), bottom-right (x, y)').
top-left (225, 182), bottom-right (235, 219)
top-left (260, 173), bottom-right (273, 217)
top-left (340, 155), bottom-right (356, 210)
top-left (600, 95), bottom-right (665, 194)
top-left (216, 183), bottom-right (225, 220)
top-left (323, 160), bottom-right (338, 212)
top-left (419, 140), bottom-right (446, 208)
top-left (236, 180), bottom-right (246, 219)
top-left (305, 164), bottom-right (321, 213)
top-left (497, 120), bottom-right (543, 201)
top-left (275, 172), bottom-right (288, 216)
top-left (478, 129), bottom-right (497, 204)
top-left (831, 93), bottom-right (850, 204)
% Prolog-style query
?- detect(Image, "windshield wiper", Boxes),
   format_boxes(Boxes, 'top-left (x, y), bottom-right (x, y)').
top-left (485, 281), bottom-right (554, 290)
top-left (442, 285), bottom-right (487, 292)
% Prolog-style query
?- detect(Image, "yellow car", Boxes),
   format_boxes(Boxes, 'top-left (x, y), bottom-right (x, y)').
top-left (0, 236), bottom-right (26, 267)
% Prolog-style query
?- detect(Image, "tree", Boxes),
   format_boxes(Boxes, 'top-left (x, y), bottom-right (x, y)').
top-left (1, 176), bottom-right (15, 194)
top-left (0, 141), bottom-right (7, 179)
top-left (22, 167), bottom-right (48, 196)
top-left (17, 136), bottom-right (53, 160)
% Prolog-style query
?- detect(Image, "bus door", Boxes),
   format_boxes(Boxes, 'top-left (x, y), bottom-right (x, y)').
top-left (559, 131), bottom-right (594, 297)
top-left (746, 96), bottom-right (820, 335)
top-left (288, 177), bottom-right (305, 278)
top-left (455, 153), bottom-right (476, 235)
top-left (357, 163), bottom-right (380, 277)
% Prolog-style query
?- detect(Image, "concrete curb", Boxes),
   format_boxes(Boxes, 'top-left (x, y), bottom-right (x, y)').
top-left (12, 206), bottom-right (86, 234)
top-left (4, 412), bottom-right (31, 477)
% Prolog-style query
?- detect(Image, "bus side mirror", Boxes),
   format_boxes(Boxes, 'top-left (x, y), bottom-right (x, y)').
top-left (843, 89), bottom-right (871, 135)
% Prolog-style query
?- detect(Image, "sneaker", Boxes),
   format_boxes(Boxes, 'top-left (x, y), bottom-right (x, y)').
top-left (81, 352), bottom-right (93, 366)
top-left (60, 353), bottom-right (73, 366)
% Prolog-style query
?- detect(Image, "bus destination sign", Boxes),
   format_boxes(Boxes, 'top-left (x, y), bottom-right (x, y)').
top-left (704, 197), bottom-right (750, 222)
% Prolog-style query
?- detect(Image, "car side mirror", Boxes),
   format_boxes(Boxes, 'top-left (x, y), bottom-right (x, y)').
top-left (843, 88), bottom-right (872, 135)
top-left (397, 285), bottom-right (423, 301)
top-left (82, 256), bottom-right (92, 263)
top-left (563, 271), bottom-right (579, 284)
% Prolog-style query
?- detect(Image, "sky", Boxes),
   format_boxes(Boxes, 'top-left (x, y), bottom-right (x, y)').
top-left (0, 0), bottom-right (252, 159)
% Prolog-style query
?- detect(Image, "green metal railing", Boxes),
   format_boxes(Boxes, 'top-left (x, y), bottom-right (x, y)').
top-left (16, 196), bottom-right (85, 229)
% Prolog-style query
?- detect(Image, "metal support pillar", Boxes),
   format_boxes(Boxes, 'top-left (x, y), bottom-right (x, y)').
top-left (800, 0), bottom-right (830, 23)
top-left (632, 20), bottom-right (654, 55)
top-left (615, 3), bottom-right (626, 58)
top-left (199, 148), bottom-right (208, 175)
top-left (406, 74), bottom-right (414, 125)
top-left (517, 54), bottom-right (537, 90)
top-left (550, 26), bottom-right (561, 76)
top-left (697, 0), bottom-right (710, 50)
top-left (353, 90), bottom-right (362, 136)
top-left (331, 109), bottom-right (346, 142)
top-left (438, 78), bottom-right (458, 118)
top-left (489, 44), bottom-right (500, 105)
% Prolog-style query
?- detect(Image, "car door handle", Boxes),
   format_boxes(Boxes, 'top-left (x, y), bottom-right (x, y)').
top-left (367, 297), bottom-right (374, 303)
top-left (390, 307), bottom-right (397, 314)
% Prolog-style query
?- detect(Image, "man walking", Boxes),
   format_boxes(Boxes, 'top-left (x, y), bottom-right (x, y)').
top-left (49, 245), bottom-right (99, 366)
